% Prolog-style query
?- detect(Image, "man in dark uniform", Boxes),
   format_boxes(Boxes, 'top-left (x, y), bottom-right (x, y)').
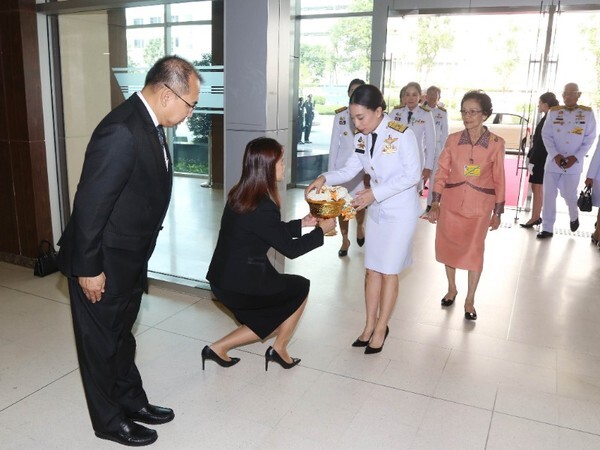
top-left (303, 94), bottom-right (315, 143)
top-left (57, 56), bottom-right (201, 446)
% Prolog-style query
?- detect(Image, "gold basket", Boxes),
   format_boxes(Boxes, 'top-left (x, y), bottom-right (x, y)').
top-left (307, 199), bottom-right (346, 218)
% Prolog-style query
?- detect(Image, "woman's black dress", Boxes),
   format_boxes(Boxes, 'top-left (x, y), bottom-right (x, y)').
top-left (528, 114), bottom-right (549, 185)
top-left (206, 196), bottom-right (324, 339)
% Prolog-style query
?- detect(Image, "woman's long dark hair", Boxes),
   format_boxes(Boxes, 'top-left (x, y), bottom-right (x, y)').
top-left (228, 137), bottom-right (283, 213)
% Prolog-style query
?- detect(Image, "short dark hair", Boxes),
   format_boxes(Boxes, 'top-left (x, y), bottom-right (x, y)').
top-left (539, 91), bottom-right (559, 107)
top-left (144, 55), bottom-right (202, 94)
top-left (461, 90), bottom-right (493, 118)
top-left (349, 84), bottom-right (386, 112)
top-left (228, 137), bottom-right (283, 213)
top-left (347, 78), bottom-right (366, 94)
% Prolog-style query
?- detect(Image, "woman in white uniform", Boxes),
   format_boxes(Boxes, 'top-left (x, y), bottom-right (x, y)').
top-left (584, 135), bottom-right (600, 247)
top-left (306, 85), bottom-right (421, 354)
top-left (328, 78), bottom-right (367, 257)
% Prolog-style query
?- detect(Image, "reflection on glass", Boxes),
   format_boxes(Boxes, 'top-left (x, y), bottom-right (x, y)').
top-left (300, 0), bottom-right (372, 15)
top-left (126, 5), bottom-right (164, 26)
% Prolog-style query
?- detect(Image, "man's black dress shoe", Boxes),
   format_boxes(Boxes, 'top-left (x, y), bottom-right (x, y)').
top-left (128, 404), bottom-right (175, 425)
top-left (536, 231), bottom-right (554, 239)
top-left (95, 419), bottom-right (157, 446)
top-left (570, 218), bottom-right (580, 232)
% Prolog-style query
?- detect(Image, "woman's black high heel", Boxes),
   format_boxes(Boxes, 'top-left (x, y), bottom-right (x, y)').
top-left (356, 237), bottom-right (365, 247)
top-left (519, 218), bottom-right (542, 228)
top-left (351, 334), bottom-right (372, 347)
top-left (201, 345), bottom-right (240, 370)
top-left (265, 346), bottom-right (300, 371)
top-left (364, 326), bottom-right (389, 354)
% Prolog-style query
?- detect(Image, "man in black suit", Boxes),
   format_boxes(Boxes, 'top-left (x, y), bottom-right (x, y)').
top-left (57, 56), bottom-right (201, 447)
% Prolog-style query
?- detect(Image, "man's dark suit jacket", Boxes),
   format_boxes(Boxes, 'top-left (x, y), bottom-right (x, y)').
top-left (206, 197), bottom-right (323, 296)
top-left (57, 94), bottom-right (172, 294)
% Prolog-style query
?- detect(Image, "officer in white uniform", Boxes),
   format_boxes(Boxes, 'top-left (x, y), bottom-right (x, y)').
top-left (424, 85), bottom-right (449, 210)
top-left (538, 82), bottom-right (597, 238)
top-left (328, 78), bottom-right (367, 256)
top-left (388, 82), bottom-right (436, 185)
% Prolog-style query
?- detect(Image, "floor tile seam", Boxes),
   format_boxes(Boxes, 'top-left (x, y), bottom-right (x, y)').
top-left (0, 285), bottom-right (69, 306)
top-left (135, 299), bottom-right (206, 331)
top-left (491, 409), bottom-right (600, 438)
top-left (0, 367), bottom-right (79, 414)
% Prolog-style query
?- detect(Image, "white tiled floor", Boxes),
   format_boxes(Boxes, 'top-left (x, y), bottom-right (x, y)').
top-left (2, 190), bottom-right (600, 449)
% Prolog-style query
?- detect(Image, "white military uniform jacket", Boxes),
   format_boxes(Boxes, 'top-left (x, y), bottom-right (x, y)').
top-left (586, 135), bottom-right (600, 181)
top-left (389, 104), bottom-right (436, 170)
top-left (541, 105), bottom-right (597, 175)
top-left (328, 106), bottom-right (364, 194)
top-left (430, 104), bottom-right (449, 158)
top-left (322, 114), bottom-right (422, 224)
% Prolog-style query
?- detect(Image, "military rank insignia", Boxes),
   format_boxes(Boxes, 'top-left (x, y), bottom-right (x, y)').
top-left (355, 136), bottom-right (366, 153)
top-left (387, 121), bottom-right (408, 133)
top-left (382, 135), bottom-right (398, 154)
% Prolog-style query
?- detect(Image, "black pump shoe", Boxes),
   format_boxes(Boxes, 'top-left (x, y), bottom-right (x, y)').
top-left (357, 237), bottom-right (365, 247)
top-left (365, 326), bottom-right (389, 354)
top-left (464, 309), bottom-right (477, 321)
top-left (519, 218), bottom-right (542, 228)
top-left (351, 335), bottom-right (371, 347)
top-left (265, 346), bottom-right (300, 371)
top-left (201, 345), bottom-right (240, 370)
top-left (441, 292), bottom-right (457, 307)
top-left (338, 249), bottom-right (348, 257)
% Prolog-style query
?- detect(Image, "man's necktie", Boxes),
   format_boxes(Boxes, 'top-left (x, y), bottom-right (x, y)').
top-left (407, 111), bottom-right (413, 125)
top-left (156, 125), bottom-right (169, 171)
top-left (370, 133), bottom-right (378, 157)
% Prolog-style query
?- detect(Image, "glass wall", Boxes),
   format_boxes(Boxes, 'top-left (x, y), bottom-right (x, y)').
top-left (294, 0), bottom-right (373, 185)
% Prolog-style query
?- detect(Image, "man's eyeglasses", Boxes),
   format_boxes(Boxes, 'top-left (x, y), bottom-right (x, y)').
top-left (164, 83), bottom-right (197, 111)
top-left (460, 109), bottom-right (482, 116)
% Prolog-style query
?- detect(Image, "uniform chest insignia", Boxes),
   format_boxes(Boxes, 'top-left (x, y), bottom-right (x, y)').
top-left (382, 135), bottom-right (398, 154)
top-left (355, 136), bottom-right (366, 153)
top-left (339, 116), bottom-right (347, 125)
top-left (343, 131), bottom-right (348, 136)
top-left (571, 127), bottom-right (584, 135)
top-left (387, 121), bottom-right (408, 133)
top-left (335, 106), bottom-right (348, 114)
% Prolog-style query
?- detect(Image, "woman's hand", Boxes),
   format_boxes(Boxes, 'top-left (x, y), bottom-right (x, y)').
top-left (317, 218), bottom-right (336, 234)
top-left (428, 203), bottom-right (440, 223)
top-left (302, 214), bottom-right (318, 227)
top-left (489, 214), bottom-right (501, 231)
top-left (422, 168), bottom-right (431, 181)
top-left (351, 188), bottom-right (375, 210)
top-left (585, 178), bottom-right (594, 188)
top-left (305, 175), bottom-right (326, 198)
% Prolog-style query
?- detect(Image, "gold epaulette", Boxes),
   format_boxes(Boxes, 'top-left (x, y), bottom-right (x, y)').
top-left (335, 106), bottom-right (348, 114)
top-left (387, 121), bottom-right (408, 133)
top-left (353, 128), bottom-right (360, 135)
top-left (419, 104), bottom-right (431, 112)
top-left (438, 105), bottom-right (447, 112)
top-left (549, 105), bottom-right (563, 111)
top-left (579, 105), bottom-right (592, 111)
top-left (392, 105), bottom-right (401, 110)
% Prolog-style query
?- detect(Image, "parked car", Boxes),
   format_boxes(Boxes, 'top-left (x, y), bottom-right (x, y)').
top-left (449, 113), bottom-right (529, 155)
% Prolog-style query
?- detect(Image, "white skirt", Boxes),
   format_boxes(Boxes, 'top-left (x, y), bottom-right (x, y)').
top-left (364, 214), bottom-right (418, 275)
top-left (591, 177), bottom-right (600, 207)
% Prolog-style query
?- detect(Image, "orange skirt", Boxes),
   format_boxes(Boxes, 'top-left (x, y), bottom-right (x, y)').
top-left (435, 207), bottom-right (490, 272)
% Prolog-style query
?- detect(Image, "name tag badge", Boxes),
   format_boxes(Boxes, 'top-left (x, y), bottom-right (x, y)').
top-left (464, 164), bottom-right (481, 176)
top-left (355, 148), bottom-right (365, 154)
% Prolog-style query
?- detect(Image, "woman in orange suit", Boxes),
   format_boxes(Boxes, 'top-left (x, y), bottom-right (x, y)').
top-left (427, 90), bottom-right (505, 320)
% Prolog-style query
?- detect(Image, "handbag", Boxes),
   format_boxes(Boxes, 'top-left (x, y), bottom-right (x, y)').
top-left (34, 240), bottom-right (59, 277)
top-left (577, 186), bottom-right (593, 212)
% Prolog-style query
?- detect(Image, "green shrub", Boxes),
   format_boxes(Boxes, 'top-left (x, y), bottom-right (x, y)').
top-left (315, 104), bottom-right (339, 115)
top-left (174, 160), bottom-right (208, 175)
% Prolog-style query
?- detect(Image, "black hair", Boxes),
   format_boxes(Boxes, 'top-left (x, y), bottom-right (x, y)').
top-left (461, 90), bottom-right (493, 117)
top-left (349, 84), bottom-right (386, 112)
top-left (539, 92), bottom-right (559, 107)
top-left (144, 55), bottom-right (203, 94)
top-left (347, 78), bottom-right (366, 94)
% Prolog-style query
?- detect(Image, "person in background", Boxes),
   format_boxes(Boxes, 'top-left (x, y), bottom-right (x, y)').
top-left (306, 84), bottom-right (421, 354)
top-left (424, 85), bottom-right (449, 212)
top-left (428, 90), bottom-right (506, 321)
top-left (205, 137), bottom-right (335, 371)
top-left (537, 82), bottom-right (597, 239)
top-left (328, 78), bottom-right (367, 257)
top-left (57, 56), bottom-right (202, 447)
top-left (389, 82), bottom-right (437, 190)
top-left (520, 92), bottom-right (559, 228)
top-left (584, 135), bottom-right (600, 247)
top-left (303, 94), bottom-right (315, 143)
top-left (297, 97), bottom-right (305, 145)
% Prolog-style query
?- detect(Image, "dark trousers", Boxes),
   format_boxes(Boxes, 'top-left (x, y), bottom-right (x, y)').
top-left (69, 277), bottom-right (148, 433)
top-left (304, 121), bottom-right (313, 141)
